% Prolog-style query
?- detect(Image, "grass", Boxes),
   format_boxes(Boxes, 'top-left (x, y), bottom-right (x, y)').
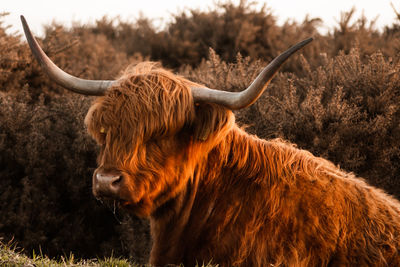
top-left (0, 241), bottom-right (217, 267)
top-left (0, 241), bottom-right (139, 267)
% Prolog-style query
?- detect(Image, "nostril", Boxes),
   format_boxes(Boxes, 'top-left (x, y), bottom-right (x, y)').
top-left (111, 175), bottom-right (122, 187)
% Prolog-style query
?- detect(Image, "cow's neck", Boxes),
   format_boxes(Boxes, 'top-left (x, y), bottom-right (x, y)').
top-left (148, 126), bottom-right (272, 265)
top-left (149, 175), bottom-right (200, 265)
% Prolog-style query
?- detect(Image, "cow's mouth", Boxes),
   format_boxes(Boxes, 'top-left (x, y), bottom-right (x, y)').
top-left (94, 187), bottom-right (151, 216)
top-left (97, 195), bottom-right (139, 210)
top-left (93, 185), bottom-right (140, 206)
top-left (93, 192), bottom-right (128, 205)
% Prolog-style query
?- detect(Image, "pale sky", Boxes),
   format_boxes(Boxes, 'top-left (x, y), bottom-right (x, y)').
top-left (1, 0), bottom-right (398, 36)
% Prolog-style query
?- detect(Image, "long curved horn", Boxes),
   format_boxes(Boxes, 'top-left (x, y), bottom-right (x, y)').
top-left (191, 37), bottom-right (313, 109)
top-left (20, 15), bottom-right (115, 96)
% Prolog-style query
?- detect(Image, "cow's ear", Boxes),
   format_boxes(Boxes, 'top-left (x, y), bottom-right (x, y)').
top-left (192, 103), bottom-right (231, 141)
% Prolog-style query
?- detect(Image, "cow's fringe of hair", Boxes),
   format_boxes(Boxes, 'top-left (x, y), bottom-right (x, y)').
top-left (85, 62), bottom-right (199, 146)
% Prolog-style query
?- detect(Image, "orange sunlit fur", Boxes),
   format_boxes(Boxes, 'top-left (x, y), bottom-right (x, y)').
top-left (85, 62), bottom-right (400, 266)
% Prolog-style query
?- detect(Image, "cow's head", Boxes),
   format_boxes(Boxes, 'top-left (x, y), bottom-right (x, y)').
top-left (21, 15), bottom-right (312, 217)
top-left (83, 63), bottom-right (235, 216)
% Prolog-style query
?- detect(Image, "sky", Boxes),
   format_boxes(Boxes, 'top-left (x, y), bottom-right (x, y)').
top-left (1, 0), bottom-right (398, 37)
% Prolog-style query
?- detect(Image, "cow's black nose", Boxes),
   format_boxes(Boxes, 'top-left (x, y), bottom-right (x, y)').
top-left (93, 171), bottom-right (122, 197)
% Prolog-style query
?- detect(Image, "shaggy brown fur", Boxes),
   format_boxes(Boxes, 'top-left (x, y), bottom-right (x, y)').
top-left (85, 62), bottom-right (400, 266)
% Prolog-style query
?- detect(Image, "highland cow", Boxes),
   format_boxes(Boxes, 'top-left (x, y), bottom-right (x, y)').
top-left (21, 15), bottom-right (400, 266)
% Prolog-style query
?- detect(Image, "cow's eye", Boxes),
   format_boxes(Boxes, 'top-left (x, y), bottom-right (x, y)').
top-left (97, 127), bottom-right (107, 145)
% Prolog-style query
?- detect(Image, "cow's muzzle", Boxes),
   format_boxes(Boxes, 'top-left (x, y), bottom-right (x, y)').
top-left (92, 170), bottom-right (123, 199)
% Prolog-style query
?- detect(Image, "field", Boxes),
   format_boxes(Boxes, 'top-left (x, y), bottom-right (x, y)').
top-left (1, 1), bottom-right (400, 265)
